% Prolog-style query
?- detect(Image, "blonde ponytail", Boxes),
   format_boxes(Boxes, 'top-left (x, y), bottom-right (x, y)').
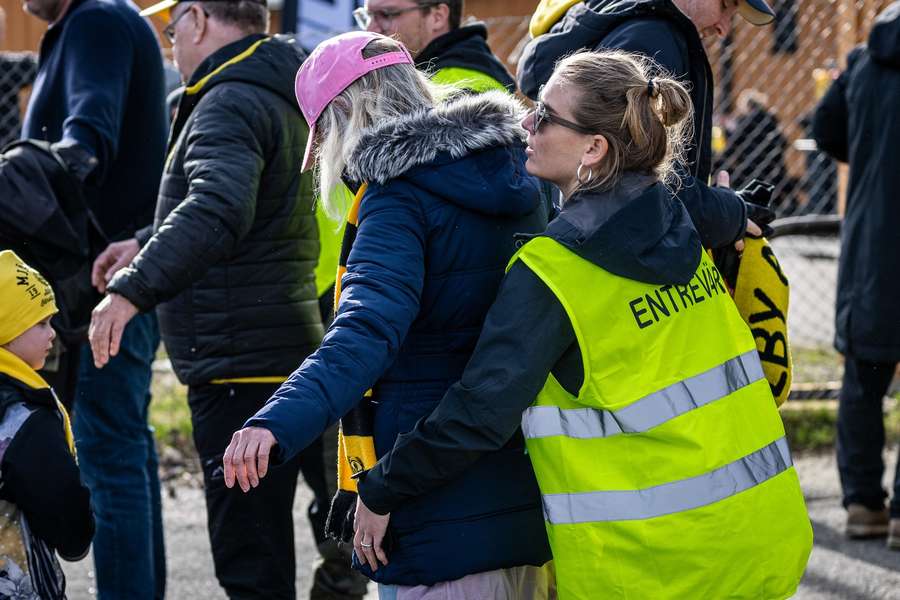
top-left (554, 50), bottom-right (692, 193)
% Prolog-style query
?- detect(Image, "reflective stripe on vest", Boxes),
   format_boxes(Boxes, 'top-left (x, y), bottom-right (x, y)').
top-left (522, 349), bottom-right (764, 440)
top-left (542, 436), bottom-right (792, 524)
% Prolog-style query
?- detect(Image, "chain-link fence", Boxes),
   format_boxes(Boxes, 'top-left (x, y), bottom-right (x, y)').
top-left (0, 51), bottom-right (37, 149)
top-left (484, 2), bottom-right (898, 394)
top-left (4, 6), bottom-right (887, 395)
top-left (704, 3), bottom-right (889, 393)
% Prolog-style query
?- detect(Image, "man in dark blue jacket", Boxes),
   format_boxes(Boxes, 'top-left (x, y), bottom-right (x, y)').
top-left (518, 0), bottom-right (776, 249)
top-left (812, 1), bottom-right (900, 547)
top-left (19, 0), bottom-right (167, 598)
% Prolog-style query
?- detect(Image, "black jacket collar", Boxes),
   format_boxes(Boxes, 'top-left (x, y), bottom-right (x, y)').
top-left (416, 23), bottom-right (516, 92)
top-left (542, 174), bottom-right (701, 285)
top-left (0, 374), bottom-right (56, 414)
top-left (185, 33), bottom-right (268, 89)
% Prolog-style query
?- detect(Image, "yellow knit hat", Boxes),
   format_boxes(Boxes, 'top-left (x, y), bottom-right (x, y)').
top-left (0, 251), bottom-right (58, 345)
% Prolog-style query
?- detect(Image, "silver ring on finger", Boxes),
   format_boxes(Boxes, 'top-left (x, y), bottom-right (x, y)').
top-left (360, 542), bottom-right (373, 548)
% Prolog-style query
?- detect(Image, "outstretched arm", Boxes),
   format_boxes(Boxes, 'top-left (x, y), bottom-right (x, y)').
top-left (224, 185), bottom-right (427, 490)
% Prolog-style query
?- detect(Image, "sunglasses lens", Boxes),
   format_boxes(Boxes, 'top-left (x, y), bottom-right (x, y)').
top-left (533, 104), bottom-right (546, 132)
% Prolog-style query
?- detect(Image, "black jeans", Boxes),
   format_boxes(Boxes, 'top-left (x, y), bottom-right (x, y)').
top-left (837, 357), bottom-right (900, 516)
top-left (189, 382), bottom-right (327, 600)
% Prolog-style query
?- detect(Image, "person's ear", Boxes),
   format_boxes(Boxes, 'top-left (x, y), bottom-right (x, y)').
top-left (190, 4), bottom-right (208, 44)
top-left (581, 134), bottom-right (608, 169)
top-left (427, 3), bottom-right (450, 34)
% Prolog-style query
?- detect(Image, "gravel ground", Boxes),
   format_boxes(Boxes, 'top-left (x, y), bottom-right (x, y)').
top-left (793, 448), bottom-right (900, 600)
top-left (62, 478), bottom-right (378, 600)
top-left (62, 449), bottom-right (900, 599)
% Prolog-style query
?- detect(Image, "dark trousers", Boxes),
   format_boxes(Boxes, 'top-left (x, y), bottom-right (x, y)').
top-left (189, 381), bottom-right (326, 600)
top-left (837, 357), bottom-right (900, 516)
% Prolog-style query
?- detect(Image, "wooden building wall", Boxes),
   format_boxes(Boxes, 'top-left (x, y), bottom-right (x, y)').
top-left (466, 0), bottom-right (537, 18)
top-left (1, 0), bottom-right (45, 50)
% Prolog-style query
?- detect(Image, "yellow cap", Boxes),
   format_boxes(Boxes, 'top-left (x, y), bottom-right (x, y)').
top-left (139, 0), bottom-right (178, 18)
top-left (0, 251), bottom-right (58, 345)
top-left (529, 0), bottom-right (583, 38)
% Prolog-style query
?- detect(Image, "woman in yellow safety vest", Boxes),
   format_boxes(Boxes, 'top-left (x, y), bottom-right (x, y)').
top-left (352, 49), bottom-right (813, 599)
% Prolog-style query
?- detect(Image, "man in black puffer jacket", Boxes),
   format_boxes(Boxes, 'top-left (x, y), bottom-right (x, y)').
top-left (87, 1), bottom-right (324, 597)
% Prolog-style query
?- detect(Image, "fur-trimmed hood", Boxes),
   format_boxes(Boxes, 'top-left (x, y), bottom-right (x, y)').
top-left (348, 90), bottom-right (526, 183)
top-left (347, 91), bottom-right (539, 218)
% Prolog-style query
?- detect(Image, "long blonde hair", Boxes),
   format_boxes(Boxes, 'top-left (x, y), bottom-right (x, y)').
top-left (315, 38), bottom-right (436, 221)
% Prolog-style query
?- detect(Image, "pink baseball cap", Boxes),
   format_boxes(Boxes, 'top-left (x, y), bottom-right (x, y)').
top-left (295, 31), bottom-right (414, 172)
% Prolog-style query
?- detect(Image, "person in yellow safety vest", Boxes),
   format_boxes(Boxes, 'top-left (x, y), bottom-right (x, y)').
top-left (353, 0), bottom-right (515, 93)
top-left (352, 50), bottom-right (813, 599)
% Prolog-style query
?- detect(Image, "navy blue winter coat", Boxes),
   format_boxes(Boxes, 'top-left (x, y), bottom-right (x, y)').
top-left (247, 91), bottom-right (552, 585)
top-left (21, 0), bottom-right (166, 241)
top-left (813, 2), bottom-right (900, 362)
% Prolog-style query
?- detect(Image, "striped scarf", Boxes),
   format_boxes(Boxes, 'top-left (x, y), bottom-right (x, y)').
top-left (324, 184), bottom-right (379, 543)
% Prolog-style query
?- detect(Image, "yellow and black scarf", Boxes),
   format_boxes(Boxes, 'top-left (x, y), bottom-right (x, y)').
top-left (713, 237), bottom-right (792, 406)
top-left (0, 348), bottom-right (75, 455)
top-left (324, 184), bottom-right (379, 543)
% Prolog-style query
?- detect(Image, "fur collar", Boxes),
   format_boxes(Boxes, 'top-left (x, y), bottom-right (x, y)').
top-left (347, 90), bottom-right (527, 184)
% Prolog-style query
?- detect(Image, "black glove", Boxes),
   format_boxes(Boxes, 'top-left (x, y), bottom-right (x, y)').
top-left (50, 139), bottom-right (98, 184)
top-left (736, 179), bottom-right (776, 238)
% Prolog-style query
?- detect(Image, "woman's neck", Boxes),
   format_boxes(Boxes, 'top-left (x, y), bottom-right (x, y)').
top-left (559, 177), bottom-right (579, 203)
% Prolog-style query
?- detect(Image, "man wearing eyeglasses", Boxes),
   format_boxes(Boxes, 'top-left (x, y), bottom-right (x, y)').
top-left (19, 0), bottom-right (167, 597)
top-left (86, 1), bottom-right (327, 598)
top-left (355, 0), bottom-right (515, 93)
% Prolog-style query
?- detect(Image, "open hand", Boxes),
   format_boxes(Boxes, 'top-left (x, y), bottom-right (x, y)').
top-left (223, 427), bottom-right (277, 492)
top-left (89, 293), bottom-right (138, 368)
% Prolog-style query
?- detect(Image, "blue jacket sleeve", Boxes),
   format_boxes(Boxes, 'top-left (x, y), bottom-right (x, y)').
top-left (357, 262), bottom-right (574, 514)
top-left (56, 9), bottom-right (137, 182)
top-left (601, 18), bottom-right (689, 77)
top-left (245, 185), bottom-right (427, 461)
top-left (674, 172), bottom-right (747, 249)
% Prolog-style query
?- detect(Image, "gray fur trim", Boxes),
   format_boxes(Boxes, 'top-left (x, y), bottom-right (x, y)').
top-left (347, 90), bottom-right (527, 184)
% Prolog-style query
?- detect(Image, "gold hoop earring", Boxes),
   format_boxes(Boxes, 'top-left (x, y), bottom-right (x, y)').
top-left (576, 163), bottom-right (593, 185)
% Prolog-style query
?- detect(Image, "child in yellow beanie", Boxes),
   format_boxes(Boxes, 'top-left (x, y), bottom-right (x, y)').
top-left (0, 250), bottom-right (94, 599)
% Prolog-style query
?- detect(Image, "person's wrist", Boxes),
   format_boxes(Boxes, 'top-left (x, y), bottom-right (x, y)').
top-left (356, 470), bottom-right (394, 516)
top-left (51, 138), bottom-right (97, 183)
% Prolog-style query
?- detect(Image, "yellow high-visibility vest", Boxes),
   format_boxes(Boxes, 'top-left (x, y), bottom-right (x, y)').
top-left (510, 236), bottom-right (812, 600)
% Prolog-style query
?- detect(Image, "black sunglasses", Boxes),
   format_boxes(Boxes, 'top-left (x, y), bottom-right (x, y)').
top-left (532, 101), bottom-right (596, 135)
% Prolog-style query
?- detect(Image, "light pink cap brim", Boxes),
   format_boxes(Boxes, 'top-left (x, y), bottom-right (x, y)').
top-left (301, 122), bottom-right (317, 173)
top-left (295, 31), bottom-right (413, 172)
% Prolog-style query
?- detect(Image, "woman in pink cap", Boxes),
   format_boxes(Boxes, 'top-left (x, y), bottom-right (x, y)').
top-left (224, 31), bottom-right (552, 598)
